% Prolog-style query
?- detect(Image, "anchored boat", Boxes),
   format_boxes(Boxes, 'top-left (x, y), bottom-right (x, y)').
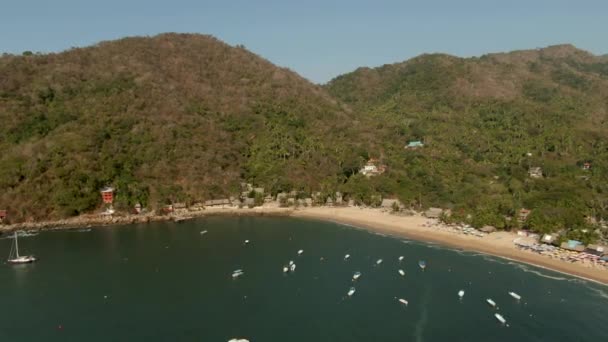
top-left (7, 232), bottom-right (37, 264)
top-left (347, 287), bottom-right (356, 297)
top-left (398, 298), bottom-right (409, 306)
top-left (232, 269), bottom-right (244, 278)
top-left (376, 259), bottom-right (383, 265)
top-left (344, 254), bottom-right (350, 261)
top-left (353, 271), bottom-right (361, 281)
top-left (494, 313), bottom-right (507, 324)
top-left (398, 256), bottom-right (404, 262)
top-left (418, 260), bottom-right (426, 270)
top-left (458, 290), bottom-right (465, 299)
top-left (398, 269), bottom-right (405, 276)
top-left (486, 298), bottom-right (497, 308)
top-left (508, 291), bottom-right (522, 300)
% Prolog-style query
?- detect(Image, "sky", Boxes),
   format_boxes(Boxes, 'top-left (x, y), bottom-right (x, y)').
top-left (1, 0), bottom-right (607, 83)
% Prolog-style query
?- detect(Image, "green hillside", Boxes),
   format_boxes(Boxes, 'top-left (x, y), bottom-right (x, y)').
top-left (327, 45), bottom-right (608, 241)
top-left (0, 33), bottom-right (365, 220)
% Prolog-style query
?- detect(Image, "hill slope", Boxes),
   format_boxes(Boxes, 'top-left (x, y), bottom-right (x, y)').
top-left (0, 33), bottom-right (364, 220)
top-left (327, 45), bottom-right (608, 239)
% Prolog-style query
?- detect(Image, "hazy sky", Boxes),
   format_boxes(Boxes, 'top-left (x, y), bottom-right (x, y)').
top-left (1, 0), bottom-right (606, 83)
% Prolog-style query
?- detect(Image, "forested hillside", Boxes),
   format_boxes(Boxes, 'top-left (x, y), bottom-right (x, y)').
top-left (0, 33), bottom-right (366, 220)
top-left (1, 35), bottom-right (607, 242)
top-left (327, 44), bottom-right (608, 241)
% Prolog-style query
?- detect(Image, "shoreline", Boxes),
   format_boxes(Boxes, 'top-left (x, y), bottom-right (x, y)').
top-left (2, 205), bottom-right (608, 285)
top-left (290, 207), bottom-right (608, 285)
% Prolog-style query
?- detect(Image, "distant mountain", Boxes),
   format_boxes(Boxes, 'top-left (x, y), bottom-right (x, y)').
top-left (326, 45), bottom-right (608, 239)
top-left (0, 33), bottom-right (364, 220)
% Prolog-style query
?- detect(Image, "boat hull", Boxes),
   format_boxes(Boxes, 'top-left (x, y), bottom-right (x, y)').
top-left (8, 256), bottom-right (37, 264)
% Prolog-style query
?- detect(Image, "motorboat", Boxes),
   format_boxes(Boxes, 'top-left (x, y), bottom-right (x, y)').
top-left (418, 260), bottom-right (426, 270)
top-left (290, 264), bottom-right (296, 272)
top-left (494, 313), bottom-right (506, 324)
top-left (458, 290), bottom-right (465, 299)
top-left (508, 291), bottom-right (521, 300)
top-left (297, 249), bottom-right (304, 255)
top-left (398, 298), bottom-right (409, 306)
top-left (398, 256), bottom-right (404, 262)
top-left (376, 259), bottom-right (383, 265)
top-left (353, 271), bottom-right (361, 281)
top-left (398, 269), bottom-right (405, 276)
top-left (347, 287), bottom-right (356, 297)
top-left (344, 254), bottom-right (350, 260)
top-left (486, 298), bottom-right (497, 308)
top-left (232, 269), bottom-right (244, 278)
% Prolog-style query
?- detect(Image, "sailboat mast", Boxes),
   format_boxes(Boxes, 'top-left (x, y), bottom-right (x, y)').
top-left (14, 231), bottom-right (20, 258)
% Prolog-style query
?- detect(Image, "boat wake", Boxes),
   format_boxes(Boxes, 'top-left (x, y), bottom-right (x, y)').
top-left (414, 288), bottom-right (430, 342)
top-left (508, 263), bottom-right (571, 281)
top-left (586, 287), bottom-right (608, 301)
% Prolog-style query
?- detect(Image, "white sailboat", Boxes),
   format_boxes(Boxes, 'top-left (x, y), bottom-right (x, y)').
top-left (398, 269), bottom-right (405, 276)
top-left (458, 290), bottom-right (465, 299)
top-left (7, 232), bottom-right (37, 264)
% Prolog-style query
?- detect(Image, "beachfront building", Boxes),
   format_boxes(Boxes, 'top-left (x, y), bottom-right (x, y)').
top-left (100, 187), bottom-right (114, 204)
top-left (480, 225), bottom-right (497, 233)
top-left (528, 167), bottom-right (543, 179)
top-left (134, 203), bottom-right (142, 214)
top-left (582, 162), bottom-right (591, 170)
top-left (0, 209), bottom-right (6, 223)
top-left (540, 234), bottom-right (557, 244)
top-left (585, 244), bottom-right (607, 256)
top-left (204, 199), bottom-right (231, 208)
top-left (381, 199), bottom-right (404, 211)
top-left (424, 207), bottom-right (443, 218)
top-left (405, 140), bottom-right (424, 149)
top-left (560, 240), bottom-right (586, 252)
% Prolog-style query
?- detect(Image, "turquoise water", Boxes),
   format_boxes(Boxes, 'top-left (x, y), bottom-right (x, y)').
top-left (1, 217), bottom-right (607, 341)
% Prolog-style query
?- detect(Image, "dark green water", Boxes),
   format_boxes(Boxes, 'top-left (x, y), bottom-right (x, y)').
top-left (1, 217), bottom-right (607, 341)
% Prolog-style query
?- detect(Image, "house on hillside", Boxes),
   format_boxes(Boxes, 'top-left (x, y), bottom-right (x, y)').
top-left (360, 159), bottom-right (386, 177)
top-left (519, 208), bottom-right (531, 223)
top-left (0, 209), bottom-right (6, 223)
top-left (405, 140), bottom-right (424, 149)
top-left (582, 162), bottom-right (591, 170)
top-left (100, 187), bottom-right (114, 204)
top-left (134, 203), bottom-right (142, 214)
top-left (528, 167), bottom-right (543, 179)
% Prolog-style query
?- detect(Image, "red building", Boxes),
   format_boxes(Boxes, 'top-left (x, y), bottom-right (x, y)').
top-left (100, 187), bottom-right (114, 204)
top-left (0, 209), bottom-right (6, 222)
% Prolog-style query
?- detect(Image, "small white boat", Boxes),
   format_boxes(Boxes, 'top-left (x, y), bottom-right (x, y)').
top-left (376, 259), bottom-right (383, 265)
top-left (7, 232), bottom-right (37, 264)
top-left (398, 298), bottom-right (409, 306)
top-left (228, 339), bottom-right (250, 342)
top-left (297, 249), bottom-right (304, 255)
top-left (283, 266), bottom-right (289, 273)
top-left (486, 298), bottom-right (496, 308)
top-left (494, 313), bottom-right (506, 324)
top-left (344, 254), bottom-right (350, 260)
top-left (353, 271), bottom-right (361, 281)
top-left (289, 260), bottom-right (294, 266)
top-left (347, 287), bottom-right (356, 297)
top-left (232, 269), bottom-right (244, 278)
top-left (200, 230), bottom-right (208, 235)
top-left (458, 290), bottom-right (465, 299)
top-left (290, 264), bottom-right (296, 272)
top-left (244, 239), bottom-right (250, 244)
top-left (398, 256), bottom-right (404, 262)
top-left (398, 269), bottom-right (405, 276)
top-left (508, 291), bottom-right (521, 300)
top-left (418, 260), bottom-right (426, 270)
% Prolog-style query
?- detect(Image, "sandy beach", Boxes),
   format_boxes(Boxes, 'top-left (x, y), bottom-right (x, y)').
top-left (291, 206), bottom-right (608, 285)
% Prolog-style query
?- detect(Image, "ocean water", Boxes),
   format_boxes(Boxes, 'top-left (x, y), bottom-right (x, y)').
top-left (1, 216), bottom-right (607, 341)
